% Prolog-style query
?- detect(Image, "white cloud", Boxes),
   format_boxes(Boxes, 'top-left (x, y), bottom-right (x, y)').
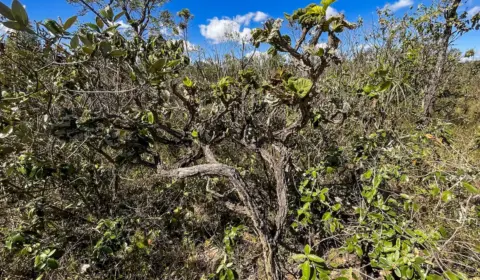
top-left (234, 11), bottom-right (268, 25)
top-left (384, 0), bottom-right (414, 12)
top-left (200, 18), bottom-right (248, 43)
top-left (184, 41), bottom-right (199, 51)
top-left (467, 6), bottom-right (480, 18)
top-left (114, 20), bottom-right (131, 30)
top-left (245, 50), bottom-right (269, 59)
top-left (326, 7), bottom-right (340, 19)
top-left (316, 43), bottom-right (328, 49)
top-left (460, 56), bottom-right (479, 62)
top-left (253, 12), bottom-right (269, 22)
top-left (199, 11), bottom-right (268, 44)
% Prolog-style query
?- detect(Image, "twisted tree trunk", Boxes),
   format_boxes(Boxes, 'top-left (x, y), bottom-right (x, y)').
top-left (156, 145), bottom-right (289, 280)
top-left (423, 0), bottom-right (461, 119)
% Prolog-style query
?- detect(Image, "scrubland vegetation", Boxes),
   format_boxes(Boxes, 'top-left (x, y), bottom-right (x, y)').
top-left (1, 0), bottom-right (480, 279)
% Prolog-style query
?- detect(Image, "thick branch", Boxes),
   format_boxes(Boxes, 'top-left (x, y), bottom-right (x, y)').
top-left (423, 0), bottom-right (461, 118)
top-left (156, 163), bottom-right (266, 234)
top-left (260, 146), bottom-right (290, 244)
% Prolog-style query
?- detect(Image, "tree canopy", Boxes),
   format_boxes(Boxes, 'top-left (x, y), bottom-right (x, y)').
top-left (0, 0), bottom-right (480, 279)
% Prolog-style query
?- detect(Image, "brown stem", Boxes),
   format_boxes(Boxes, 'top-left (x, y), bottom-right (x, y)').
top-left (423, 0), bottom-right (461, 119)
top-left (156, 158), bottom-right (281, 279)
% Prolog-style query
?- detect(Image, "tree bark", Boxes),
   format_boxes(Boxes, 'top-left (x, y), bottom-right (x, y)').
top-left (156, 160), bottom-right (283, 280)
top-left (423, 0), bottom-right (461, 119)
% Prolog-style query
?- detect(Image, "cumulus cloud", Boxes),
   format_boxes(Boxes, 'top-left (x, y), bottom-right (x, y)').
top-left (114, 20), bottom-right (132, 30)
top-left (467, 6), bottom-right (480, 18)
top-left (234, 11), bottom-right (268, 25)
top-left (326, 7), bottom-right (340, 19)
top-left (245, 50), bottom-right (269, 59)
top-left (184, 41), bottom-right (199, 52)
top-left (384, 0), bottom-right (414, 12)
top-left (199, 11), bottom-right (268, 44)
top-left (316, 43), bottom-right (329, 49)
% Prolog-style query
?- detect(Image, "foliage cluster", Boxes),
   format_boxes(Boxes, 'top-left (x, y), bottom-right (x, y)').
top-left (0, 0), bottom-right (479, 279)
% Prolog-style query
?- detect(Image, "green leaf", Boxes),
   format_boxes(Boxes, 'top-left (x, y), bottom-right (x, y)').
top-left (363, 84), bottom-right (374, 94)
top-left (99, 41), bottom-right (112, 56)
top-left (412, 264), bottom-right (426, 279)
top-left (96, 17), bottom-right (104, 29)
top-left (114, 11), bottom-right (125, 22)
top-left (0, 2), bottom-right (15, 20)
top-left (307, 254), bottom-right (325, 263)
top-left (321, 0), bottom-right (337, 9)
top-left (183, 76), bottom-right (194, 87)
top-left (104, 5), bottom-right (114, 21)
top-left (0, 125), bottom-right (13, 138)
top-left (362, 169), bottom-right (373, 180)
top-left (86, 23), bottom-right (101, 32)
top-left (149, 59), bottom-right (167, 73)
top-left (306, 5), bottom-right (324, 16)
top-left (304, 244), bottom-right (311, 255)
top-left (322, 211), bottom-right (332, 221)
top-left (373, 174), bottom-right (382, 188)
top-left (414, 257), bottom-right (425, 265)
top-left (1, 20), bottom-right (23, 31)
top-left (462, 181), bottom-right (479, 194)
top-left (110, 49), bottom-right (127, 57)
top-left (377, 81), bottom-right (392, 92)
top-left (443, 271), bottom-right (459, 280)
top-left (455, 271), bottom-right (469, 280)
top-left (46, 258), bottom-right (59, 269)
top-left (12, 233), bottom-right (25, 243)
top-left (301, 261), bottom-right (311, 280)
top-left (82, 46), bottom-right (95, 54)
top-left (34, 255), bottom-right (42, 267)
top-left (63, 16), bottom-right (77, 30)
top-left (394, 268), bottom-right (402, 278)
top-left (355, 246), bottom-right (363, 257)
top-left (147, 112), bottom-right (154, 124)
top-left (100, 246), bottom-right (113, 254)
top-left (99, 9), bottom-right (108, 20)
top-left (441, 191), bottom-right (453, 203)
top-left (167, 59), bottom-right (181, 68)
top-left (136, 241), bottom-right (146, 249)
top-left (332, 203), bottom-right (341, 212)
top-left (104, 24), bottom-right (119, 33)
top-left (44, 19), bottom-right (63, 35)
top-left (315, 48), bottom-right (325, 57)
top-left (406, 267), bottom-right (414, 279)
top-left (79, 35), bottom-right (92, 47)
top-left (70, 35), bottom-right (79, 49)
top-left (226, 269), bottom-right (235, 280)
top-left (191, 130), bottom-right (199, 138)
top-left (292, 254), bottom-right (307, 262)
top-left (287, 78), bottom-right (313, 98)
top-left (11, 0), bottom-right (28, 26)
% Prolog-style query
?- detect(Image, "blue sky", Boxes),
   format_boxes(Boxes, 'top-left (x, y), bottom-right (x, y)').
top-left (2, 0), bottom-right (480, 54)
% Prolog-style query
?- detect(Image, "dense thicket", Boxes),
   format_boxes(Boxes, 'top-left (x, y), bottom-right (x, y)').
top-left (0, 0), bottom-right (480, 279)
